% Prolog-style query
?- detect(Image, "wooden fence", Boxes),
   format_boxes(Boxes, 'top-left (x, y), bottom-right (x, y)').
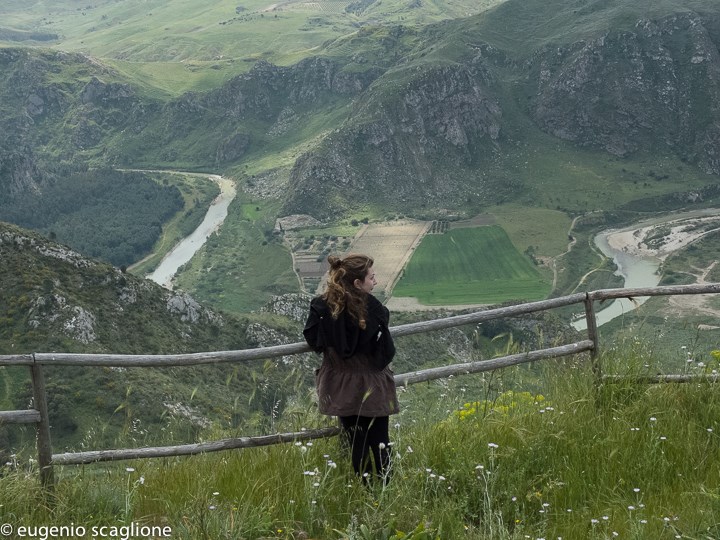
top-left (1, 283), bottom-right (719, 488)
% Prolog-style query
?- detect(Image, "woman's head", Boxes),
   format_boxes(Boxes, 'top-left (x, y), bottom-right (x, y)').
top-left (327, 254), bottom-right (375, 292)
top-left (324, 254), bottom-right (375, 327)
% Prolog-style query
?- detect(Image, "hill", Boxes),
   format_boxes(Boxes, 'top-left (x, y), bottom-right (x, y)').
top-left (282, 0), bottom-right (720, 218)
top-left (0, 221), bottom-right (301, 450)
top-left (0, 0), bottom-right (505, 95)
top-left (3, 0), bottom-right (719, 222)
top-left (3, 340), bottom-right (720, 538)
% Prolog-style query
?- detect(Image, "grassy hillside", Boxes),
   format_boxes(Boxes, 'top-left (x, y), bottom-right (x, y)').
top-left (3, 344), bottom-right (720, 538)
top-left (172, 195), bottom-right (299, 312)
top-left (444, 0), bottom-right (719, 59)
top-left (0, 0), bottom-right (505, 95)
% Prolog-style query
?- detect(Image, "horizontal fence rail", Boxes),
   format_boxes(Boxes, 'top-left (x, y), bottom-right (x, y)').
top-left (1, 283), bottom-right (718, 484)
top-left (52, 427), bottom-right (344, 466)
top-left (0, 284), bottom-right (717, 368)
top-left (0, 410), bottom-right (41, 424)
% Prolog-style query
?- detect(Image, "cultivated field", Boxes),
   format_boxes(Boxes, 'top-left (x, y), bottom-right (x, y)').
top-left (339, 220), bottom-right (430, 296)
top-left (391, 226), bottom-right (551, 305)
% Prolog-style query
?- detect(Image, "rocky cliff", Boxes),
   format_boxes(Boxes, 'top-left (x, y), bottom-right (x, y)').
top-left (279, 5), bottom-right (720, 219)
top-left (284, 61), bottom-right (504, 218)
top-left (526, 12), bottom-right (720, 172)
top-left (0, 48), bottom-right (156, 162)
top-left (0, 144), bottom-right (49, 198)
top-left (146, 57), bottom-right (383, 166)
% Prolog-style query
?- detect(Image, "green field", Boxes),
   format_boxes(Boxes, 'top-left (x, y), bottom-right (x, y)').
top-left (392, 226), bottom-right (551, 305)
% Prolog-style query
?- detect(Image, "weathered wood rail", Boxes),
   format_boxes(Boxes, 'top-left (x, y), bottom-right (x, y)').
top-left (1, 283), bottom-right (719, 487)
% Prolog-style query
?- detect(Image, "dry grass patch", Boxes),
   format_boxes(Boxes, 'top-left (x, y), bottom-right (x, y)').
top-left (345, 220), bottom-right (430, 296)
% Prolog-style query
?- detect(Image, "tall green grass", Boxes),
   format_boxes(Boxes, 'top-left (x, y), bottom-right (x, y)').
top-left (3, 345), bottom-right (720, 539)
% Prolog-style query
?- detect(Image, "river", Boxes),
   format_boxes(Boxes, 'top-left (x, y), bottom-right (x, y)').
top-left (570, 232), bottom-right (661, 331)
top-left (148, 175), bottom-right (236, 289)
top-left (571, 208), bottom-right (720, 331)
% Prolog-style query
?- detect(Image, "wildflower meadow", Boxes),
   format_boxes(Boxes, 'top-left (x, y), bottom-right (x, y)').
top-left (1, 345), bottom-right (720, 539)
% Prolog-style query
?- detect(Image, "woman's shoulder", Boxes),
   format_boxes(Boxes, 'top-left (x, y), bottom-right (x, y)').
top-left (309, 295), bottom-right (331, 315)
top-left (367, 293), bottom-right (387, 311)
top-left (310, 295), bottom-right (327, 307)
top-left (366, 294), bottom-right (390, 320)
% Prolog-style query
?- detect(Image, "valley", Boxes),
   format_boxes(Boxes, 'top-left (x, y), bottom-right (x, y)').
top-left (1, 0), bottom-right (720, 453)
top-left (2, 3), bottom-right (720, 535)
top-left (572, 208), bottom-right (720, 330)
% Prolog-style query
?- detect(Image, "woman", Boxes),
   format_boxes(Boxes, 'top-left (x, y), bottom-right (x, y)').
top-left (303, 254), bottom-right (399, 482)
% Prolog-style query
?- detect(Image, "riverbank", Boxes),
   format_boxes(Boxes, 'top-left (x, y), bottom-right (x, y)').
top-left (574, 208), bottom-right (720, 329)
top-left (148, 175), bottom-right (236, 288)
top-left (606, 210), bottom-right (720, 262)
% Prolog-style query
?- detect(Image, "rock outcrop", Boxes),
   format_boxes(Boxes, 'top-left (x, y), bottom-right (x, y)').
top-left (0, 222), bottom-right (227, 350)
top-left (283, 61), bottom-right (502, 218)
top-left (526, 12), bottom-right (720, 172)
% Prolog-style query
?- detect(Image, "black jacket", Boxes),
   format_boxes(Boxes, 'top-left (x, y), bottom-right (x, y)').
top-left (303, 294), bottom-right (396, 369)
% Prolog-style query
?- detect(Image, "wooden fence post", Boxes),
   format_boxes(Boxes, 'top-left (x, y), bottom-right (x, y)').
top-left (583, 294), bottom-right (601, 382)
top-left (30, 357), bottom-right (55, 489)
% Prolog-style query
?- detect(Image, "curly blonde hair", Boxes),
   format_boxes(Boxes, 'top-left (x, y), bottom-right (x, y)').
top-left (323, 254), bottom-right (374, 329)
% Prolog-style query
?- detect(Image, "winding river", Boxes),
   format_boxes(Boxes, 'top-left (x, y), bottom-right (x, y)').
top-left (571, 232), bottom-right (661, 331)
top-left (148, 175), bottom-right (236, 289)
top-left (571, 208), bottom-right (720, 331)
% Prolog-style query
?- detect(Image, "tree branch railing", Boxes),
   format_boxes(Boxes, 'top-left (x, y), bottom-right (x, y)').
top-left (1, 283), bottom-right (718, 486)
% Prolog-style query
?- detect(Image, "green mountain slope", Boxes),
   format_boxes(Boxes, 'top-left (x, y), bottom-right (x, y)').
top-left (281, 0), bottom-right (720, 218)
top-left (3, 0), bottom-right (718, 223)
top-left (0, 0), bottom-right (505, 94)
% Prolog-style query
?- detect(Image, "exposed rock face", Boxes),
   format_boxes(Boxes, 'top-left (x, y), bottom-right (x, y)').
top-left (0, 145), bottom-right (48, 197)
top-left (268, 107), bottom-right (300, 137)
top-left (146, 56), bottom-right (383, 164)
top-left (216, 132), bottom-right (250, 163)
top-left (163, 401), bottom-right (211, 429)
top-left (166, 291), bottom-right (223, 325)
top-left (183, 57), bottom-right (382, 122)
top-left (0, 227), bottom-right (93, 269)
top-left (0, 48), bottom-right (155, 161)
top-left (80, 76), bottom-right (135, 105)
top-left (63, 306), bottom-right (97, 344)
top-left (526, 12), bottom-right (720, 172)
top-left (274, 214), bottom-right (323, 232)
top-left (0, 222), bottom-right (225, 348)
top-left (261, 293), bottom-right (313, 322)
top-left (284, 62), bottom-right (502, 218)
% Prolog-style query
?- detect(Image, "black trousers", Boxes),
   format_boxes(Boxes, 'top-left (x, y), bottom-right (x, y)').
top-left (338, 415), bottom-right (392, 482)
